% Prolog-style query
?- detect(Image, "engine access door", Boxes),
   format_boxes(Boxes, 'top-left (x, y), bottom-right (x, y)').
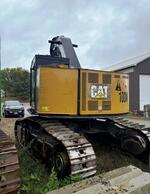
top-left (80, 69), bottom-right (129, 115)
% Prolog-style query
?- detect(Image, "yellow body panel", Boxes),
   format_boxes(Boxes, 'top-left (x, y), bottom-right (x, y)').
top-left (37, 67), bottom-right (129, 115)
top-left (37, 67), bottom-right (78, 114)
top-left (80, 70), bottom-right (129, 115)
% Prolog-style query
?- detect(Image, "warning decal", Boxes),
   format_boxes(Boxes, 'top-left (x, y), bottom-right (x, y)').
top-left (115, 81), bottom-right (122, 91)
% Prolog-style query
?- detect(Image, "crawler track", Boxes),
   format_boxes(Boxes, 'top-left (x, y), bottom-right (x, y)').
top-left (108, 117), bottom-right (150, 157)
top-left (15, 117), bottom-right (96, 178)
top-left (0, 129), bottom-right (20, 194)
top-left (15, 115), bottom-right (150, 180)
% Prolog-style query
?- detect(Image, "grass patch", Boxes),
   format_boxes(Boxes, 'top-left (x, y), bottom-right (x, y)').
top-left (17, 145), bottom-right (81, 194)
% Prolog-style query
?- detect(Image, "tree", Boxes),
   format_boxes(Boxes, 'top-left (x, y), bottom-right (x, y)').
top-left (0, 67), bottom-right (30, 101)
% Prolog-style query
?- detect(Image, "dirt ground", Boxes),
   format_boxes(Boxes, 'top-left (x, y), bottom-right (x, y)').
top-left (0, 118), bottom-right (17, 141)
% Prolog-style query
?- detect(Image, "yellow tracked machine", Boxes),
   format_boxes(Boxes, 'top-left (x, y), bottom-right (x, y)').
top-left (15, 36), bottom-right (150, 179)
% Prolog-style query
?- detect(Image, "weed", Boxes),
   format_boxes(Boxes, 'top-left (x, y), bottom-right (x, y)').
top-left (17, 145), bottom-right (81, 194)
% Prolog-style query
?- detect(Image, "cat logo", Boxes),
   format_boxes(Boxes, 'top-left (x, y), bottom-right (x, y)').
top-left (115, 81), bottom-right (122, 91)
top-left (90, 84), bottom-right (109, 99)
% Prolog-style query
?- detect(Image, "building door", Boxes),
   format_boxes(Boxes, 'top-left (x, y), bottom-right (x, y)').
top-left (140, 74), bottom-right (150, 110)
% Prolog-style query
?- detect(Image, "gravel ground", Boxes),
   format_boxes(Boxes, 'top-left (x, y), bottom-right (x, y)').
top-left (126, 117), bottom-right (150, 127)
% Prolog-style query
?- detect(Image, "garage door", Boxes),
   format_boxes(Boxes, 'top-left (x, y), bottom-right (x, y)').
top-left (140, 75), bottom-right (150, 110)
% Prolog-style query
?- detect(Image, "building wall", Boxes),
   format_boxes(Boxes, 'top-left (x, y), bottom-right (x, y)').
top-left (132, 57), bottom-right (150, 112)
top-left (115, 57), bottom-right (150, 112)
top-left (129, 72), bottom-right (134, 112)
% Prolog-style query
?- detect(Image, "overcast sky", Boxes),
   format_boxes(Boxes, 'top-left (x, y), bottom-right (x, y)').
top-left (1, 0), bottom-right (150, 69)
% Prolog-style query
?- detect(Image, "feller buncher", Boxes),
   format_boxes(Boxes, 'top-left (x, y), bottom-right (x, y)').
top-left (15, 36), bottom-right (150, 179)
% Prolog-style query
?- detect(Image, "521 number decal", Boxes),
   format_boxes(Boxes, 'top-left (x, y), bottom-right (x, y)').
top-left (119, 92), bottom-right (128, 103)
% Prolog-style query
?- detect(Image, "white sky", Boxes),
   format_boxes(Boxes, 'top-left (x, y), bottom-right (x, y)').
top-left (1, 0), bottom-right (150, 70)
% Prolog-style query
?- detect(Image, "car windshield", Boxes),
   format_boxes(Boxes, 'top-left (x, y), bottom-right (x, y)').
top-left (5, 101), bottom-right (21, 106)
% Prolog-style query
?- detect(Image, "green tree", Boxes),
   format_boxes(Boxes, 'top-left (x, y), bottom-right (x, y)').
top-left (1, 67), bottom-right (30, 101)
